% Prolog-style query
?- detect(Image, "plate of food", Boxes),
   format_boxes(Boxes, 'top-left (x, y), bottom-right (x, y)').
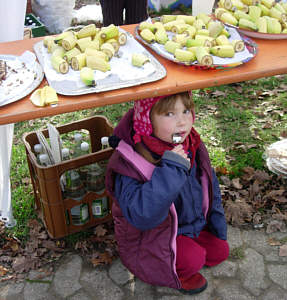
top-left (135, 15), bottom-right (257, 70)
top-left (214, 1), bottom-right (287, 40)
top-left (33, 24), bottom-right (166, 96)
top-left (0, 52), bottom-right (44, 107)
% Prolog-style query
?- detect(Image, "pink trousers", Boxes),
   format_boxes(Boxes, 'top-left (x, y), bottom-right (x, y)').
top-left (176, 230), bottom-right (229, 281)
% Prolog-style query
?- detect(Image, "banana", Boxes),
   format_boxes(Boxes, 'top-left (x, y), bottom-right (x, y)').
top-left (47, 39), bottom-right (58, 53)
top-left (215, 8), bottom-right (229, 19)
top-left (183, 26), bottom-right (197, 38)
top-left (61, 33), bottom-right (77, 51)
top-left (248, 5), bottom-right (262, 22)
top-left (43, 36), bottom-right (55, 47)
top-left (258, 4), bottom-right (271, 16)
top-left (220, 12), bottom-right (238, 26)
top-left (155, 29), bottom-right (168, 44)
top-left (100, 24), bottom-right (119, 40)
top-left (274, 3), bottom-right (286, 13)
top-left (238, 18), bottom-right (258, 31)
top-left (208, 21), bottom-right (224, 38)
top-left (164, 40), bottom-right (181, 54)
top-left (269, 7), bottom-right (287, 22)
top-left (118, 32), bottom-right (127, 45)
top-left (100, 42), bottom-right (115, 60)
top-left (256, 17), bottom-right (268, 33)
top-left (160, 15), bottom-right (177, 24)
top-left (84, 48), bottom-right (108, 61)
top-left (106, 38), bottom-right (120, 52)
top-left (265, 16), bottom-right (282, 33)
top-left (231, 39), bottom-right (245, 51)
top-left (196, 13), bottom-right (211, 25)
top-left (80, 67), bottom-right (95, 86)
top-left (172, 34), bottom-right (188, 46)
top-left (76, 37), bottom-right (92, 52)
top-left (215, 34), bottom-right (231, 45)
top-left (241, 0), bottom-right (260, 5)
top-left (221, 28), bottom-right (231, 37)
top-left (51, 55), bottom-right (69, 74)
top-left (40, 86), bottom-right (58, 105)
top-left (140, 28), bottom-right (155, 43)
top-left (234, 10), bottom-right (252, 21)
top-left (195, 46), bottom-right (213, 66)
top-left (261, 0), bottom-right (275, 9)
top-left (280, 1), bottom-right (287, 13)
top-left (193, 19), bottom-right (206, 30)
top-left (77, 24), bottom-right (98, 39)
top-left (163, 19), bottom-right (185, 31)
top-left (195, 35), bottom-right (215, 46)
top-left (86, 56), bottom-right (111, 72)
top-left (187, 46), bottom-right (210, 55)
top-left (93, 32), bottom-right (105, 47)
top-left (54, 31), bottom-right (74, 45)
top-left (131, 53), bottom-right (150, 67)
top-left (231, 0), bottom-right (248, 13)
top-left (196, 29), bottom-right (210, 36)
top-left (171, 24), bottom-right (190, 34)
top-left (51, 46), bottom-right (66, 58)
top-left (153, 22), bottom-right (165, 32)
top-left (176, 15), bottom-right (196, 25)
top-left (63, 47), bottom-right (81, 63)
top-left (219, 0), bottom-right (233, 10)
top-left (186, 37), bottom-right (212, 47)
top-left (71, 53), bottom-right (86, 70)
top-left (174, 48), bottom-right (196, 63)
top-left (139, 21), bottom-right (155, 32)
top-left (210, 45), bottom-right (235, 57)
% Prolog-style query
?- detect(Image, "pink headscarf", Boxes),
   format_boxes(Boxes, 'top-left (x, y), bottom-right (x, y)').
top-left (133, 95), bottom-right (167, 144)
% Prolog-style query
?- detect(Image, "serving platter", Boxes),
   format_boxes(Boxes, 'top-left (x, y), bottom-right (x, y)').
top-left (33, 29), bottom-right (166, 96)
top-left (0, 54), bottom-right (44, 107)
top-left (135, 20), bottom-right (257, 70)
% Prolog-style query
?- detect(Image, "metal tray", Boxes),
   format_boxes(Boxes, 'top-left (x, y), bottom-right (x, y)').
top-left (0, 54), bottom-right (44, 107)
top-left (33, 30), bottom-right (166, 96)
top-left (135, 20), bottom-right (257, 70)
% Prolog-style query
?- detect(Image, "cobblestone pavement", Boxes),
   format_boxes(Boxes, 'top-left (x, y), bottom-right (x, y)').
top-left (1, 225), bottom-right (287, 300)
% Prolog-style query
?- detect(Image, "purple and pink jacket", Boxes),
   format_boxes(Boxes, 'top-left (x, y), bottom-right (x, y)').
top-left (106, 109), bottom-right (227, 289)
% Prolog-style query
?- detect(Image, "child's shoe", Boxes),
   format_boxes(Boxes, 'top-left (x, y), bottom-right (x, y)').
top-left (179, 272), bottom-right (208, 295)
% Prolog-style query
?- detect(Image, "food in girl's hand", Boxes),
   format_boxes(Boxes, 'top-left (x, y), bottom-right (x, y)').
top-left (215, 0), bottom-right (287, 34)
top-left (172, 133), bottom-right (182, 143)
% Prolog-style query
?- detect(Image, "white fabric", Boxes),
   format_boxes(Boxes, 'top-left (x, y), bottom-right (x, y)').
top-left (32, 0), bottom-right (76, 33)
top-left (0, 124), bottom-right (16, 227)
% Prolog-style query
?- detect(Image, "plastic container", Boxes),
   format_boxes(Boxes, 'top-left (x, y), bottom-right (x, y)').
top-left (25, 13), bottom-right (46, 37)
top-left (23, 116), bottom-right (114, 238)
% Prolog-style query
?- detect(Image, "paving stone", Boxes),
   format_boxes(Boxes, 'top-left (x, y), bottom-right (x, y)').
top-left (267, 264), bottom-right (287, 290)
top-left (81, 268), bottom-right (124, 300)
top-left (212, 260), bottom-right (238, 278)
top-left (261, 286), bottom-right (287, 300)
top-left (227, 225), bottom-right (243, 250)
top-left (53, 254), bottom-right (82, 298)
top-left (238, 248), bottom-right (269, 296)
top-left (108, 259), bottom-right (134, 285)
top-left (68, 289), bottom-right (91, 300)
top-left (125, 278), bottom-right (155, 299)
top-left (0, 282), bottom-right (24, 300)
top-left (215, 281), bottom-right (256, 300)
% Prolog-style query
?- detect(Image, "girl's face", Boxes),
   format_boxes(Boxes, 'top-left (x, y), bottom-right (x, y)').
top-left (151, 95), bottom-right (194, 144)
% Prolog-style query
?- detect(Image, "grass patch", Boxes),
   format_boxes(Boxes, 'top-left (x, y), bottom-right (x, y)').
top-left (230, 246), bottom-right (245, 260)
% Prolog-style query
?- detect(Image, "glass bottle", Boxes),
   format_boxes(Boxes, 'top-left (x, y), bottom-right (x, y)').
top-left (73, 132), bottom-right (83, 158)
top-left (34, 143), bottom-right (43, 164)
top-left (78, 142), bottom-right (90, 182)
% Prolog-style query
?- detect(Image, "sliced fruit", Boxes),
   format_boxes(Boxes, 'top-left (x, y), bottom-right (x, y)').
top-left (41, 86), bottom-right (58, 105)
top-left (80, 67), bottom-right (96, 86)
top-left (131, 53), bottom-right (150, 67)
top-left (210, 44), bottom-right (235, 57)
top-left (30, 88), bottom-right (45, 107)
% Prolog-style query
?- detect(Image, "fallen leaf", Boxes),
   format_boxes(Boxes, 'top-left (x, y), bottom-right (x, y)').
top-left (94, 225), bottom-right (107, 237)
top-left (268, 238), bottom-right (281, 246)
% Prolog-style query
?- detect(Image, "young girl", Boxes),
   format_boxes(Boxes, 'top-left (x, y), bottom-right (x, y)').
top-left (106, 92), bottom-right (229, 295)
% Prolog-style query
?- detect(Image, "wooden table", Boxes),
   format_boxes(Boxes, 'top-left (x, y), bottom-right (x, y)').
top-left (1, 24), bottom-right (287, 125)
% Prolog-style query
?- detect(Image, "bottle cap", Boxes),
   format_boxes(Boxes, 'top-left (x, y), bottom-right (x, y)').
top-left (74, 133), bottom-right (82, 142)
top-left (81, 142), bottom-right (89, 152)
top-left (101, 136), bottom-right (109, 146)
top-left (39, 153), bottom-right (49, 164)
top-left (34, 143), bottom-right (43, 153)
top-left (62, 148), bottom-right (70, 158)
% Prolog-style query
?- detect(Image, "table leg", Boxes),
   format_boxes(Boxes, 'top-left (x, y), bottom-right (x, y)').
top-left (0, 124), bottom-right (16, 227)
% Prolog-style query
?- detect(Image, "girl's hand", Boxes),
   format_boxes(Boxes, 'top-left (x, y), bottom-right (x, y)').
top-left (171, 144), bottom-right (190, 163)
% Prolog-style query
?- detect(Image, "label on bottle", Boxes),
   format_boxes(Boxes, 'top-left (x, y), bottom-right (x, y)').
top-left (92, 200), bottom-right (102, 216)
top-left (71, 204), bottom-right (89, 225)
